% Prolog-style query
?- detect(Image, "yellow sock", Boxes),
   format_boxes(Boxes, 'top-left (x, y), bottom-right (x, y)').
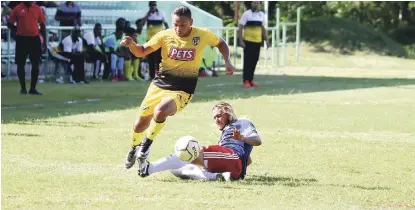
top-left (132, 59), bottom-right (140, 80)
top-left (146, 118), bottom-right (166, 140)
top-left (124, 60), bottom-right (133, 80)
top-left (132, 131), bottom-right (145, 147)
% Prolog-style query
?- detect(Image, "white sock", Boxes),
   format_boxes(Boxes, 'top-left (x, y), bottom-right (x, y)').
top-left (148, 154), bottom-right (188, 175)
top-left (170, 164), bottom-right (218, 181)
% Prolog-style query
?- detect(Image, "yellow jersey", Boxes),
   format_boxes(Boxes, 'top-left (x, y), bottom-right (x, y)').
top-left (145, 27), bottom-right (220, 94)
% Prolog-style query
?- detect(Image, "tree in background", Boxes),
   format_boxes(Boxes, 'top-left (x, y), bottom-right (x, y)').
top-left (189, 1), bottom-right (415, 47)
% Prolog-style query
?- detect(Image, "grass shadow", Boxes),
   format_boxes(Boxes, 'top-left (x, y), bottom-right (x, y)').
top-left (240, 175), bottom-right (318, 187)
top-left (158, 174), bottom-right (317, 187)
top-left (2, 73), bottom-right (415, 123)
top-left (328, 184), bottom-right (391, 191)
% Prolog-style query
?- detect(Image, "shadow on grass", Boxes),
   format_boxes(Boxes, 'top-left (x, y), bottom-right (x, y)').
top-left (2, 74), bottom-right (415, 123)
top-left (159, 174), bottom-right (391, 191)
top-left (328, 184), bottom-right (391, 191)
top-left (240, 175), bottom-right (318, 187)
top-left (159, 174), bottom-right (318, 187)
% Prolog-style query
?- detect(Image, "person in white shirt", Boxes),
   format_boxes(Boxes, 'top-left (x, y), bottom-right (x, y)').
top-left (59, 26), bottom-right (88, 83)
top-left (83, 23), bottom-right (107, 79)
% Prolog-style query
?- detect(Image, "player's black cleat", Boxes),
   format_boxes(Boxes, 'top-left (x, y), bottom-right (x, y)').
top-left (136, 138), bottom-right (153, 160)
top-left (124, 146), bottom-right (138, 169)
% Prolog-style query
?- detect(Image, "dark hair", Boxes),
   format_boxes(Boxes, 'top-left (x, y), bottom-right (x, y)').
top-left (115, 17), bottom-right (126, 29)
top-left (172, 5), bottom-right (191, 18)
top-left (94, 23), bottom-right (101, 29)
top-left (149, 1), bottom-right (156, 6)
top-left (124, 27), bottom-right (136, 36)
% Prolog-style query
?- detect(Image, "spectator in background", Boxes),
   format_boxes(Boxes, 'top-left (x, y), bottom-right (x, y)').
top-left (8, 1), bottom-right (46, 95)
top-left (1, 2), bottom-right (11, 24)
top-left (116, 17), bottom-right (126, 31)
top-left (125, 20), bottom-right (131, 29)
top-left (55, 26), bottom-right (88, 84)
top-left (138, 1), bottom-right (169, 79)
top-left (123, 27), bottom-right (141, 81)
top-left (1, 2), bottom-right (11, 40)
top-left (238, 1), bottom-right (269, 88)
top-left (199, 46), bottom-right (218, 77)
top-left (49, 40), bottom-right (69, 84)
top-left (135, 18), bottom-right (149, 80)
top-left (83, 23), bottom-right (107, 79)
top-left (103, 27), bottom-right (125, 81)
top-left (55, 1), bottom-right (81, 37)
top-left (102, 17), bottom-right (126, 80)
top-left (134, 18), bottom-right (147, 45)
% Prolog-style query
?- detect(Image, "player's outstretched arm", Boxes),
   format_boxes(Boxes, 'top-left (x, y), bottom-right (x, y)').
top-left (216, 38), bottom-right (235, 76)
top-left (120, 36), bottom-right (156, 58)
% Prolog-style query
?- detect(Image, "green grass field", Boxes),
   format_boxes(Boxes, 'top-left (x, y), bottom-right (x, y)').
top-left (2, 49), bottom-right (415, 209)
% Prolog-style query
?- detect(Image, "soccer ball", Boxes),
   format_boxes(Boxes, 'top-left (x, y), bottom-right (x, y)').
top-left (174, 136), bottom-right (201, 162)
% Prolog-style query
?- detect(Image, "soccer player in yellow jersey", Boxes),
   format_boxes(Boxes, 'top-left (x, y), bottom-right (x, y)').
top-left (121, 5), bottom-right (235, 171)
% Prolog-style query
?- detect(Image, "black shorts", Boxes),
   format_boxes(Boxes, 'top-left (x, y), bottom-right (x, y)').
top-left (15, 35), bottom-right (41, 64)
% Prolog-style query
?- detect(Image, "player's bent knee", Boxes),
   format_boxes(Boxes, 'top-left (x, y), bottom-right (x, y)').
top-left (154, 99), bottom-right (177, 120)
top-left (133, 115), bottom-right (152, 132)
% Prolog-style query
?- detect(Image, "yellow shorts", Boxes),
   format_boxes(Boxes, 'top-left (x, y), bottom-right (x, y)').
top-left (138, 83), bottom-right (193, 116)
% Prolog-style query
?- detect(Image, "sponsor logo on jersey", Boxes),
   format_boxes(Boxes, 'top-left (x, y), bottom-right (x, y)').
top-left (192, 37), bottom-right (200, 46)
top-left (168, 46), bottom-right (196, 61)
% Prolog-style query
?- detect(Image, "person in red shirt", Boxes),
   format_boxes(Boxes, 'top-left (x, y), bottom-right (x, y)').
top-left (8, 1), bottom-right (46, 95)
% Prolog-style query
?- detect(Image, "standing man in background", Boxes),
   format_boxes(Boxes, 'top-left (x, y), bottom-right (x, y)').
top-left (139, 1), bottom-right (169, 79)
top-left (238, 1), bottom-right (269, 88)
top-left (55, 1), bottom-right (81, 38)
top-left (8, 1), bottom-right (46, 95)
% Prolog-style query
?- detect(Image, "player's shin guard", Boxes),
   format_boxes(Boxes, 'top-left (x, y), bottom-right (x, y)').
top-left (146, 118), bottom-right (166, 140)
